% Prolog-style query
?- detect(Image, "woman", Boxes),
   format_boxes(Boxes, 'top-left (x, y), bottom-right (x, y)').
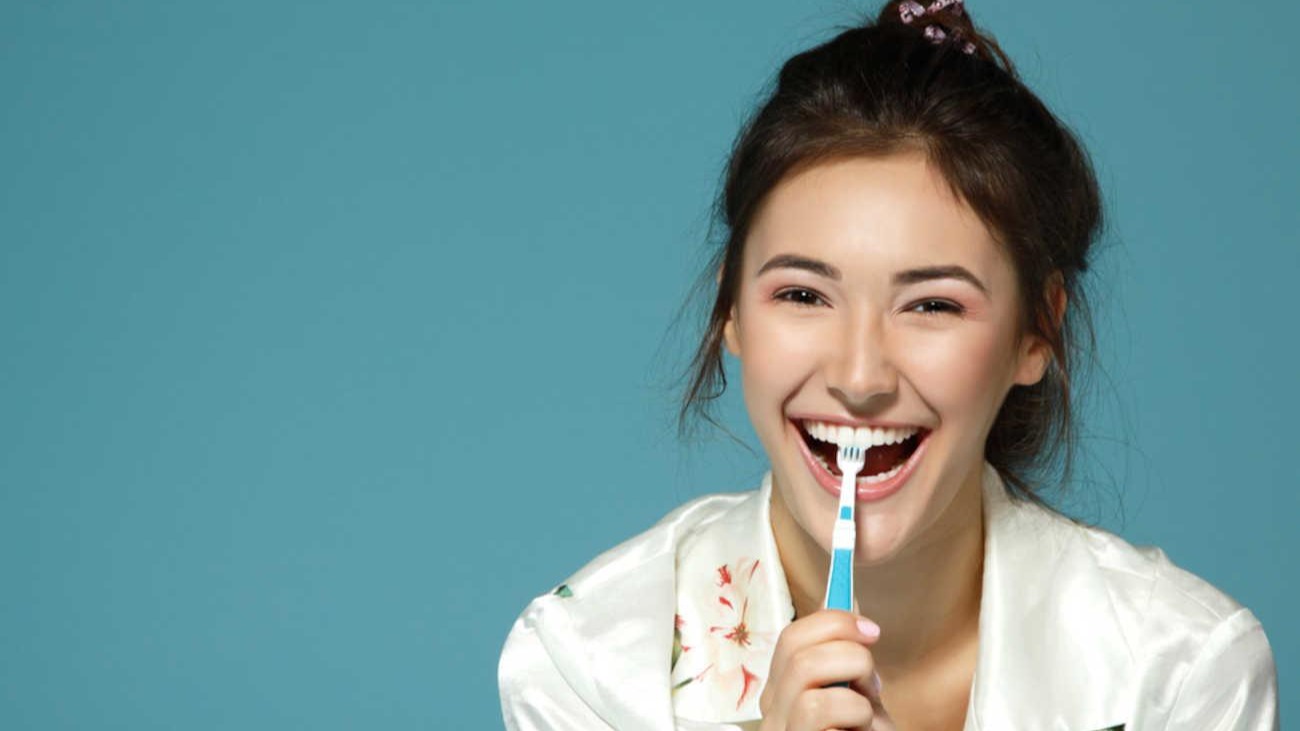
top-left (498, 2), bottom-right (1279, 729)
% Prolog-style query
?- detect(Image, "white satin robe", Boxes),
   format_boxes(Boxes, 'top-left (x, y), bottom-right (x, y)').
top-left (498, 462), bottom-right (1278, 730)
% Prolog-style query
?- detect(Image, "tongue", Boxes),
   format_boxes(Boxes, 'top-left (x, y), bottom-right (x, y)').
top-left (863, 441), bottom-right (909, 476)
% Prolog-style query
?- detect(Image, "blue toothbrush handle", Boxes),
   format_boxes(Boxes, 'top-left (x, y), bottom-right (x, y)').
top-left (823, 543), bottom-right (854, 689)
top-left (825, 546), bottom-right (854, 611)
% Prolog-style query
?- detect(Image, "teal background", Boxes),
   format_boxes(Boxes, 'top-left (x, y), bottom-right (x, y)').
top-left (1, 0), bottom-right (1294, 727)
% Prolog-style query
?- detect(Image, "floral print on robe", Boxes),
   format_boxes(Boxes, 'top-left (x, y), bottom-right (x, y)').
top-left (671, 555), bottom-right (785, 721)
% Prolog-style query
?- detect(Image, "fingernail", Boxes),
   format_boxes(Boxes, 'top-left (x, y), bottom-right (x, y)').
top-left (871, 671), bottom-right (883, 694)
top-left (856, 618), bottom-right (880, 639)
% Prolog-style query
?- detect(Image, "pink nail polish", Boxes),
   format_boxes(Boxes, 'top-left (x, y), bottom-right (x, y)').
top-left (856, 618), bottom-right (880, 639)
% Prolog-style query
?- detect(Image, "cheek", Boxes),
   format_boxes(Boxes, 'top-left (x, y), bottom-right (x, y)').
top-left (902, 327), bottom-right (1010, 412)
top-left (737, 313), bottom-right (824, 403)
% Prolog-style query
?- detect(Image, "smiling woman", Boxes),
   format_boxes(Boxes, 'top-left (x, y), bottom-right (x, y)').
top-left (497, 2), bottom-right (1279, 729)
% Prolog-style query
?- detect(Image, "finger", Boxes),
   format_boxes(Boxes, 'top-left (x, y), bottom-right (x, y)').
top-left (790, 640), bottom-right (876, 689)
top-left (769, 610), bottom-right (881, 681)
top-left (786, 686), bottom-right (874, 731)
top-left (765, 640), bottom-right (876, 719)
top-left (851, 675), bottom-right (897, 731)
top-left (846, 669), bottom-right (882, 704)
top-left (866, 689), bottom-right (899, 731)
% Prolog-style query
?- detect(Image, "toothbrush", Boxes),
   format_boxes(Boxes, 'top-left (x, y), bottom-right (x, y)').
top-left (822, 444), bottom-right (866, 690)
top-left (823, 444), bottom-right (866, 613)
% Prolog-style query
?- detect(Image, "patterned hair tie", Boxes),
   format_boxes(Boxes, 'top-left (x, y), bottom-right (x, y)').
top-left (899, 0), bottom-right (977, 55)
top-left (898, 0), bottom-right (928, 22)
top-left (901, 0), bottom-right (964, 21)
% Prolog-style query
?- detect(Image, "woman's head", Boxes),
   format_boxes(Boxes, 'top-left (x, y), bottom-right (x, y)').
top-left (721, 153), bottom-right (1060, 562)
top-left (681, 0), bottom-right (1102, 510)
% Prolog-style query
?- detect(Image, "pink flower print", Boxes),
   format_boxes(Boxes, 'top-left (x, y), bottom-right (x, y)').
top-left (676, 557), bottom-right (775, 711)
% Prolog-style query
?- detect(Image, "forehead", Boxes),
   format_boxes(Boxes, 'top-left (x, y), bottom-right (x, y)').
top-left (744, 154), bottom-right (1010, 287)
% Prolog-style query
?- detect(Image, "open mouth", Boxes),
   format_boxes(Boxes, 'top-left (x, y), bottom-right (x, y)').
top-left (795, 420), bottom-right (929, 480)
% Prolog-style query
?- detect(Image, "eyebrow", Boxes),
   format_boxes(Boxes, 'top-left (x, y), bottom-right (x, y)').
top-left (756, 254), bottom-right (991, 297)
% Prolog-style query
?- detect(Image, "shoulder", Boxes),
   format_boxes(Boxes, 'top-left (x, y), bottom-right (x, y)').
top-left (498, 487), bottom-right (763, 729)
top-left (1013, 500), bottom-right (1278, 723)
top-left (1045, 506), bottom-right (1265, 649)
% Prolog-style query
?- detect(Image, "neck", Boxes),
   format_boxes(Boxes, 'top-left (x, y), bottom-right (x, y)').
top-left (771, 465), bottom-right (985, 676)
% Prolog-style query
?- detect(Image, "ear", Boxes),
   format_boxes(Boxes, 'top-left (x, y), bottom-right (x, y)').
top-left (1013, 272), bottom-right (1067, 387)
top-left (719, 267), bottom-right (742, 358)
top-left (723, 306), bottom-right (741, 358)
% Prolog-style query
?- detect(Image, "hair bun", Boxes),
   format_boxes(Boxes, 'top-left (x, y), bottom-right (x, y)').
top-left (883, 0), bottom-right (999, 63)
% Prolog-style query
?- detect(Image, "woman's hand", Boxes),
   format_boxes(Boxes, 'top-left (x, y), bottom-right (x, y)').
top-left (758, 610), bottom-right (895, 731)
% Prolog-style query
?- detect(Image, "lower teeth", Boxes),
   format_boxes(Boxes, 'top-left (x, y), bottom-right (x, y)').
top-left (813, 453), bottom-right (907, 484)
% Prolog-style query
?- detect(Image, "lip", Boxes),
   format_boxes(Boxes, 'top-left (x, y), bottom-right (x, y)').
top-left (789, 414), bottom-right (926, 430)
top-left (791, 419), bottom-right (931, 502)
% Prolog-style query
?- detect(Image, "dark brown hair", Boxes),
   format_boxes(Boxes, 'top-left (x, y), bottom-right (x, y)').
top-left (678, 1), bottom-right (1105, 506)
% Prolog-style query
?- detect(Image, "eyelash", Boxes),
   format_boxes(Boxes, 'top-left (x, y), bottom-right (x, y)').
top-left (774, 288), bottom-right (827, 307)
top-left (909, 299), bottom-right (965, 317)
top-left (773, 288), bottom-right (965, 316)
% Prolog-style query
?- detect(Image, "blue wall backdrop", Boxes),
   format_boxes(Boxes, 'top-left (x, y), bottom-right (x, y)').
top-left (2, 1), bottom-right (1295, 727)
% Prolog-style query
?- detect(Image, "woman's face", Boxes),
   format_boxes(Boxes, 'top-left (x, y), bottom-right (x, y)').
top-left (723, 153), bottom-right (1055, 563)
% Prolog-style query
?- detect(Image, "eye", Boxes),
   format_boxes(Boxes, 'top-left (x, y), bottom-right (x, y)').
top-left (908, 299), bottom-right (965, 316)
top-left (774, 287), bottom-right (827, 307)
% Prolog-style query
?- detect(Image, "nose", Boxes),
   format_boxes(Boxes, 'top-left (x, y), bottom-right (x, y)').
top-left (824, 315), bottom-right (899, 410)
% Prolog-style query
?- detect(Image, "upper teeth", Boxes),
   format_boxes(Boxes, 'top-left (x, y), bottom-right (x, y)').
top-left (802, 420), bottom-right (920, 449)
